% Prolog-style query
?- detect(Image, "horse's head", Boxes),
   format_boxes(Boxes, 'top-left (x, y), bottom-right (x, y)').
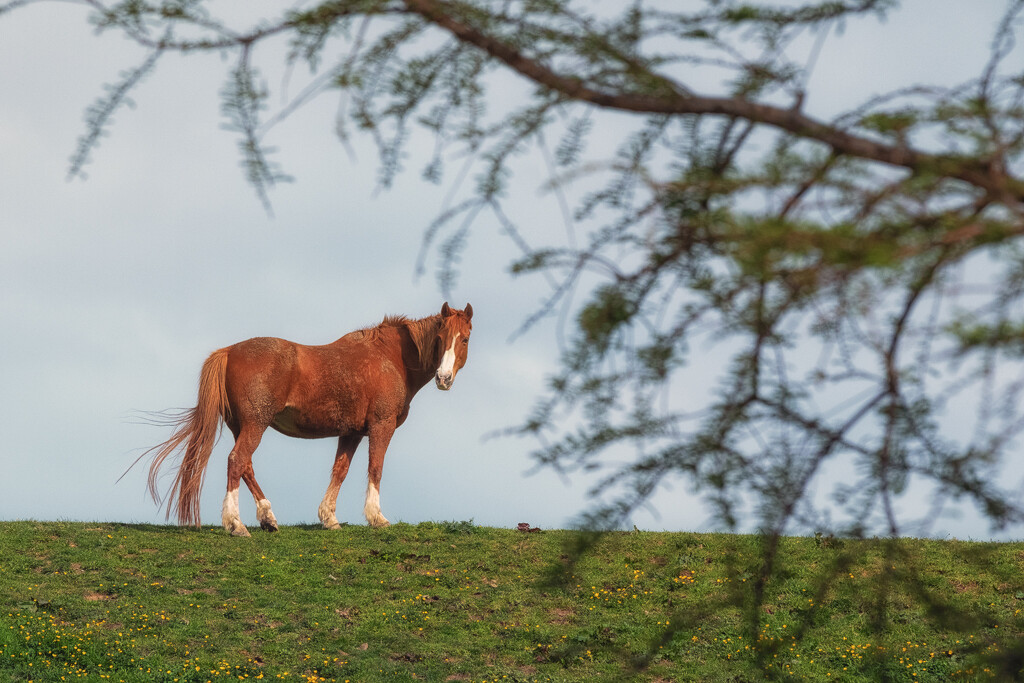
top-left (434, 302), bottom-right (473, 390)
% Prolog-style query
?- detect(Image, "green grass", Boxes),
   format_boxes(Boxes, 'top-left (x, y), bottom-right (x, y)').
top-left (1, 521), bottom-right (1022, 682)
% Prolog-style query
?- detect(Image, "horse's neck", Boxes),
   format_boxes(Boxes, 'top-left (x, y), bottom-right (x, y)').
top-left (377, 315), bottom-right (436, 394)
top-left (404, 315), bottom-right (442, 371)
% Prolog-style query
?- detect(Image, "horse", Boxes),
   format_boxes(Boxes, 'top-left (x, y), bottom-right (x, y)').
top-left (143, 302), bottom-right (473, 536)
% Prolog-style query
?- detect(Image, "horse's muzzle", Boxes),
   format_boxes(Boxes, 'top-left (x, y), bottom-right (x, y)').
top-left (435, 372), bottom-right (454, 390)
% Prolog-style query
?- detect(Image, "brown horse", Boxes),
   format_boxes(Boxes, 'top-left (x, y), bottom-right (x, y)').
top-left (144, 302), bottom-right (473, 536)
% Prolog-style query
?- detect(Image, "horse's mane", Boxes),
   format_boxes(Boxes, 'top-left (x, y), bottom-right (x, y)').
top-left (363, 314), bottom-right (441, 370)
top-left (380, 314), bottom-right (408, 326)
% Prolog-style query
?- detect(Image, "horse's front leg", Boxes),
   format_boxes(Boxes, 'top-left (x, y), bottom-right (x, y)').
top-left (364, 421), bottom-right (396, 528)
top-left (318, 434), bottom-right (362, 530)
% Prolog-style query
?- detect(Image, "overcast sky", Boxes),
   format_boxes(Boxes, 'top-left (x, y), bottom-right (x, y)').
top-left (1, 1), bottom-right (1021, 539)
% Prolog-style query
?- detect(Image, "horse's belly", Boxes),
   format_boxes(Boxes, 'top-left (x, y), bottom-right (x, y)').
top-left (271, 406), bottom-right (347, 439)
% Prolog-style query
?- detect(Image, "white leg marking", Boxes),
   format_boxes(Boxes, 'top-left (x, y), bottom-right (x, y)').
top-left (435, 333), bottom-right (460, 390)
top-left (364, 481), bottom-right (390, 528)
top-left (221, 488), bottom-right (249, 537)
top-left (256, 498), bottom-right (279, 532)
top-left (319, 487), bottom-right (342, 530)
top-left (222, 488), bottom-right (239, 527)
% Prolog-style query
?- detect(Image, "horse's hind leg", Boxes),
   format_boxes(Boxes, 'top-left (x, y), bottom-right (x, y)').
top-left (242, 465), bottom-right (279, 532)
top-left (222, 424), bottom-right (265, 537)
top-left (318, 434), bottom-right (362, 530)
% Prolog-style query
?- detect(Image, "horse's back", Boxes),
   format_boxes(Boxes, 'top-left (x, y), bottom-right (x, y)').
top-left (226, 336), bottom-right (299, 370)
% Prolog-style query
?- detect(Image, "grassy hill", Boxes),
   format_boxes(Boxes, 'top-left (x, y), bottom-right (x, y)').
top-left (0, 521), bottom-right (1021, 682)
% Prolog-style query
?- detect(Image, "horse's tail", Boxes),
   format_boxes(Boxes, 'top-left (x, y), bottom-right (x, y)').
top-left (146, 347), bottom-right (232, 527)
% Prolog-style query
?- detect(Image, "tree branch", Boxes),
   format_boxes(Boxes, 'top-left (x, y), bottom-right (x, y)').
top-left (402, 0), bottom-right (1024, 204)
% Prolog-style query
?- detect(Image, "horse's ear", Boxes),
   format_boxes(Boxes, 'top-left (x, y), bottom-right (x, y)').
top-left (441, 302), bottom-right (452, 317)
top-left (464, 303), bottom-right (473, 320)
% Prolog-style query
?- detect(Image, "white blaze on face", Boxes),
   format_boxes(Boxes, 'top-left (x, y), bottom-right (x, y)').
top-left (435, 332), bottom-right (460, 390)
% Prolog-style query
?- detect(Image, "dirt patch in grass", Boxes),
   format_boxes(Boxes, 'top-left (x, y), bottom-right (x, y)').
top-left (950, 580), bottom-right (980, 594)
top-left (549, 607), bottom-right (574, 624)
top-left (83, 592), bottom-right (114, 601)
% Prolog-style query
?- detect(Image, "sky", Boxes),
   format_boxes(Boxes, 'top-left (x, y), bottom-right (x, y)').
top-left (1, 0), bottom-right (1021, 539)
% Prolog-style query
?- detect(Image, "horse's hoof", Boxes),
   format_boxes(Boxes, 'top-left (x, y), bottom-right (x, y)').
top-left (256, 500), bottom-right (277, 532)
top-left (323, 521), bottom-right (343, 530)
top-left (230, 523), bottom-right (251, 537)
